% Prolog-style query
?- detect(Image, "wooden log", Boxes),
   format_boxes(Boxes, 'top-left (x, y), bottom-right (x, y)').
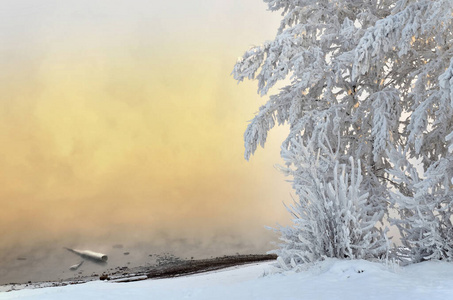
top-left (65, 248), bottom-right (108, 262)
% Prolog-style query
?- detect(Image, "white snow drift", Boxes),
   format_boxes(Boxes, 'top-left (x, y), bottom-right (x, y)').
top-left (3, 259), bottom-right (453, 300)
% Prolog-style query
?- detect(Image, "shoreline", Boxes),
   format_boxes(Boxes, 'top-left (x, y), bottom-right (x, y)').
top-left (1, 254), bottom-right (277, 293)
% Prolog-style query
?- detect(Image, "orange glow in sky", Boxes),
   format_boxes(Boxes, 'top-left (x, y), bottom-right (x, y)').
top-left (0, 1), bottom-right (292, 272)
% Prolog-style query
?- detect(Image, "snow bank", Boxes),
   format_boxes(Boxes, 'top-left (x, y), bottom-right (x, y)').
top-left (3, 259), bottom-right (453, 300)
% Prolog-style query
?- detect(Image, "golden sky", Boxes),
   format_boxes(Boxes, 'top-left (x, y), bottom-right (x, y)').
top-left (0, 0), bottom-right (292, 256)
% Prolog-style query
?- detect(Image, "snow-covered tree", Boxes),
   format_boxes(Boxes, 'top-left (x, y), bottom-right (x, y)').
top-left (388, 148), bottom-right (453, 262)
top-left (272, 135), bottom-right (387, 269)
top-left (233, 0), bottom-right (453, 264)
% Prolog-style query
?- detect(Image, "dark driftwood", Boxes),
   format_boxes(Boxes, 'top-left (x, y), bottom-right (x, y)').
top-left (146, 254), bottom-right (277, 279)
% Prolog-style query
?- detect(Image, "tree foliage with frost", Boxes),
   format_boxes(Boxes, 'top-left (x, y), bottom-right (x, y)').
top-left (233, 0), bottom-right (453, 264)
top-left (272, 136), bottom-right (387, 269)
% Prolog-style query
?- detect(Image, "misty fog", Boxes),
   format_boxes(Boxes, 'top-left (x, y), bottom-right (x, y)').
top-left (0, 0), bottom-right (296, 285)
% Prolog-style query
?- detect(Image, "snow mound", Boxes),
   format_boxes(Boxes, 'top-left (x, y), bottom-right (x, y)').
top-left (312, 258), bottom-right (390, 278)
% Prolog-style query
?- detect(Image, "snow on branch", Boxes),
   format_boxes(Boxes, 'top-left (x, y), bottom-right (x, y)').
top-left (371, 88), bottom-right (401, 161)
top-left (353, 0), bottom-right (452, 81)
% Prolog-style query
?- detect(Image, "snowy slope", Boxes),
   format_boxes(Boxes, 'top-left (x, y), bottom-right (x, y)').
top-left (3, 259), bottom-right (453, 300)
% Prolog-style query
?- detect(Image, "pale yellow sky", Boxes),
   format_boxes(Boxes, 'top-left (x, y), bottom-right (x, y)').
top-left (0, 0), bottom-right (293, 262)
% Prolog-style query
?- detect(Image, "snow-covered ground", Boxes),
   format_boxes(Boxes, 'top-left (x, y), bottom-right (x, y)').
top-left (3, 259), bottom-right (453, 300)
